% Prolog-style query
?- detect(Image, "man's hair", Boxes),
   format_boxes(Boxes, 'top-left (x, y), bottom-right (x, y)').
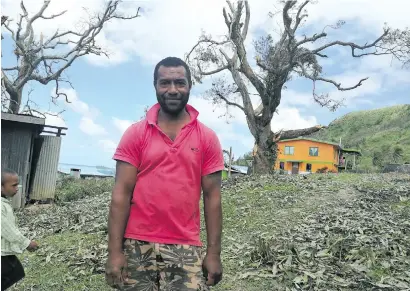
top-left (153, 57), bottom-right (192, 87)
top-left (1, 168), bottom-right (18, 185)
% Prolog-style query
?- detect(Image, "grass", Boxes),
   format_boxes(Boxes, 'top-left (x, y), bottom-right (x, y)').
top-left (11, 173), bottom-right (410, 290)
top-left (55, 176), bottom-right (114, 203)
top-left (308, 104), bottom-right (410, 169)
top-left (15, 232), bottom-right (111, 291)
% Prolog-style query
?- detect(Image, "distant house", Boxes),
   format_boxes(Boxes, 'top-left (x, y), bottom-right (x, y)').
top-left (58, 163), bottom-right (115, 179)
top-left (274, 137), bottom-right (361, 174)
top-left (222, 164), bottom-right (249, 179)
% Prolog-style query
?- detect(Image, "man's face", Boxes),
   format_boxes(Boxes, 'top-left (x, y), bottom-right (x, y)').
top-left (1, 174), bottom-right (19, 197)
top-left (155, 66), bottom-right (190, 115)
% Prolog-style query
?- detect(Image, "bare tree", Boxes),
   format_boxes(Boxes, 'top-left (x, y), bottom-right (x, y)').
top-left (185, 0), bottom-right (410, 174)
top-left (1, 0), bottom-right (140, 114)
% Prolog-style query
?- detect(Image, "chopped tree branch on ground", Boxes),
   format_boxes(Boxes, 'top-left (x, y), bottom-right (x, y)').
top-left (1, 0), bottom-right (140, 114)
top-left (185, 0), bottom-right (410, 174)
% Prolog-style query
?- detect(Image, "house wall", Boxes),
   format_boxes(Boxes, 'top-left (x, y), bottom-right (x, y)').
top-left (1, 121), bottom-right (37, 207)
top-left (275, 140), bottom-right (339, 173)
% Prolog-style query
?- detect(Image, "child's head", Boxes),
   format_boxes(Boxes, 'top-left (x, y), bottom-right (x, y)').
top-left (1, 169), bottom-right (19, 197)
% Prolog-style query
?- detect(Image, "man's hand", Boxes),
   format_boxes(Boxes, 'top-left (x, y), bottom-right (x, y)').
top-left (202, 253), bottom-right (222, 286)
top-left (27, 240), bottom-right (39, 252)
top-left (105, 252), bottom-right (128, 288)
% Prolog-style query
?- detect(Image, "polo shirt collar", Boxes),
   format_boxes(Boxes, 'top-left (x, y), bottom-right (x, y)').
top-left (146, 103), bottom-right (199, 125)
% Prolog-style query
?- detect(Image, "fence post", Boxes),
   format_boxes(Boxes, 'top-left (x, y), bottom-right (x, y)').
top-left (228, 146), bottom-right (232, 178)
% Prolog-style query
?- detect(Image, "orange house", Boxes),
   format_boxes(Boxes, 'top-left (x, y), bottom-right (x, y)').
top-left (274, 137), bottom-right (359, 174)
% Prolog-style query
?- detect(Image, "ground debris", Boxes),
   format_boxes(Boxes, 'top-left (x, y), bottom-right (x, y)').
top-left (13, 173), bottom-right (410, 290)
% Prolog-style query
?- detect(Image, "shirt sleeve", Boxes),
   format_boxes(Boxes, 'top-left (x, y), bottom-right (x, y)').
top-left (112, 123), bottom-right (142, 169)
top-left (202, 129), bottom-right (225, 176)
top-left (1, 205), bottom-right (31, 251)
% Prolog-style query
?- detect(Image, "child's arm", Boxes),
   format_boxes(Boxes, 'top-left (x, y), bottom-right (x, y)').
top-left (1, 206), bottom-right (31, 252)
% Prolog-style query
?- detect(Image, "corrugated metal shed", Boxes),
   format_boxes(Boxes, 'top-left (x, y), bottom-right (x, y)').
top-left (1, 113), bottom-right (45, 208)
top-left (231, 165), bottom-right (249, 174)
top-left (30, 136), bottom-right (62, 200)
top-left (58, 163), bottom-right (115, 178)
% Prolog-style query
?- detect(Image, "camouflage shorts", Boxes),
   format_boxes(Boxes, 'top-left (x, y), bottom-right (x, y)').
top-left (116, 239), bottom-right (209, 291)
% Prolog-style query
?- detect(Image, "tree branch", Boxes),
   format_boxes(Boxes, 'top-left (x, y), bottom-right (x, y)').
top-left (39, 10), bottom-right (67, 20)
top-left (2, 0), bottom-right (141, 113)
top-left (312, 29), bottom-right (390, 57)
top-left (198, 64), bottom-right (229, 76)
top-left (3, 67), bottom-right (19, 71)
top-left (275, 125), bottom-right (327, 141)
top-left (216, 92), bottom-right (245, 112)
top-left (241, 0), bottom-right (250, 40)
top-left (298, 65), bottom-right (368, 91)
top-left (293, 0), bottom-right (309, 33)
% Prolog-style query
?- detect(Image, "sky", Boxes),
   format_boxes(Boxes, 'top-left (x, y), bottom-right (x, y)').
top-left (1, 0), bottom-right (410, 168)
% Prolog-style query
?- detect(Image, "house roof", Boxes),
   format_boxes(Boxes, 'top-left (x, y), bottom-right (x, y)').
top-left (278, 137), bottom-right (362, 155)
top-left (1, 112), bottom-right (45, 126)
top-left (58, 163), bottom-right (115, 177)
top-left (279, 137), bottom-right (340, 147)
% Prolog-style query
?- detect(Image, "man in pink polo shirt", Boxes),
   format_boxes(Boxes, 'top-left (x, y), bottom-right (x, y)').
top-left (105, 57), bottom-right (225, 290)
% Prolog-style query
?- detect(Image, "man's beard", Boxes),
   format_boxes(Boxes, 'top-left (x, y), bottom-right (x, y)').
top-left (157, 92), bottom-right (190, 116)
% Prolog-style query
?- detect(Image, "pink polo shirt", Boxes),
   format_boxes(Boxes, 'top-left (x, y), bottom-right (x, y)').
top-left (113, 103), bottom-right (224, 246)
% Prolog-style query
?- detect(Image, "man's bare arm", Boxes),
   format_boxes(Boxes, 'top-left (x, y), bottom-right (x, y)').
top-left (107, 161), bottom-right (137, 254)
top-left (202, 171), bottom-right (223, 255)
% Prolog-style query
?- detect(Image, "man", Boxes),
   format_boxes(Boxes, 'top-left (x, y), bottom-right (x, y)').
top-left (105, 57), bottom-right (225, 290)
top-left (1, 168), bottom-right (38, 290)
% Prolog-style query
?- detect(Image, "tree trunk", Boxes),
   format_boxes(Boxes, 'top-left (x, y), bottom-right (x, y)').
top-left (252, 124), bottom-right (277, 174)
top-left (7, 87), bottom-right (22, 114)
top-left (252, 125), bottom-right (327, 174)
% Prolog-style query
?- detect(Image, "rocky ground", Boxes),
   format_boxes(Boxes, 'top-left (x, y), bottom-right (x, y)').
top-left (12, 173), bottom-right (410, 291)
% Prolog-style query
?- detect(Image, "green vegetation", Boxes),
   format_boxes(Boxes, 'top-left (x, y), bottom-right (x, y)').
top-left (308, 104), bottom-right (410, 171)
top-left (12, 173), bottom-right (410, 290)
top-left (55, 176), bottom-right (114, 202)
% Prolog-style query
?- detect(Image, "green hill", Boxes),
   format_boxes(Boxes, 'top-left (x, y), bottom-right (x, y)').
top-left (308, 104), bottom-right (410, 171)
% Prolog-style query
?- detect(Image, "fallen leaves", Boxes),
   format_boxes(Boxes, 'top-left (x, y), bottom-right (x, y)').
top-left (13, 173), bottom-right (410, 291)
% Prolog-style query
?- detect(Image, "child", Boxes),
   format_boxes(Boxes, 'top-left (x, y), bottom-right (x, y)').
top-left (1, 168), bottom-right (38, 290)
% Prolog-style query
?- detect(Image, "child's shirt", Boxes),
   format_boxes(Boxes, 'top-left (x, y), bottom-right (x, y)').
top-left (1, 197), bottom-right (30, 256)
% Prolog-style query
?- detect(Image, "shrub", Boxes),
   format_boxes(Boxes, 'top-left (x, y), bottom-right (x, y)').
top-left (316, 166), bottom-right (329, 173)
top-left (55, 176), bottom-right (114, 203)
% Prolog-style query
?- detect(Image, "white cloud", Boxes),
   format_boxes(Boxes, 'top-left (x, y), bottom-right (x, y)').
top-left (80, 117), bottom-right (106, 136)
top-left (99, 139), bottom-right (117, 154)
top-left (51, 88), bottom-right (99, 119)
top-left (4, 0), bottom-right (409, 161)
top-left (28, 111), bottom-right (67, 128)
top-left (44, 114), bottom-right (67, 128)
top-left (112, 117), bottom-right (133, 134)
top-left (271, 106), bottom-right (318, 132)
top-left (49, 87), bottom-right (108, 137)
top-left (3, 0), bottom-right (409, 68)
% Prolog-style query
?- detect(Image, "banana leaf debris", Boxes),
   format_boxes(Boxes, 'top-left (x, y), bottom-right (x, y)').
top-left (15, 173), bottom-right (410, 290)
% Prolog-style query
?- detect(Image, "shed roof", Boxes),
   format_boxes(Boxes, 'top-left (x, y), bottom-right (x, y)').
top-left (341, 148), bottom-right (362, 155)
top-left (58, 163), bottom-right (115, 177)
top-left (231, 165), bottom-right (249, 174)
top-left (1, 112), bottom-right (45, 126)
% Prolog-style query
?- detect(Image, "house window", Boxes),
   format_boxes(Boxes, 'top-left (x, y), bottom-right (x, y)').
top-left (309, 147), bottom-right (319, 156)
top-left (306, 163), bottom-right (312, 172)
top-left (279, 162), bottom-right (285, 170)
top-left (285, 146), bottom-right (294, 155)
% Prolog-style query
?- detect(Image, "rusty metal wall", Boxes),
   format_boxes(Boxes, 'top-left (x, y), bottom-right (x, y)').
top-left (1, 122), bottom-right (34, 208)
top-left (29, 135), bottom-right (62, 200)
